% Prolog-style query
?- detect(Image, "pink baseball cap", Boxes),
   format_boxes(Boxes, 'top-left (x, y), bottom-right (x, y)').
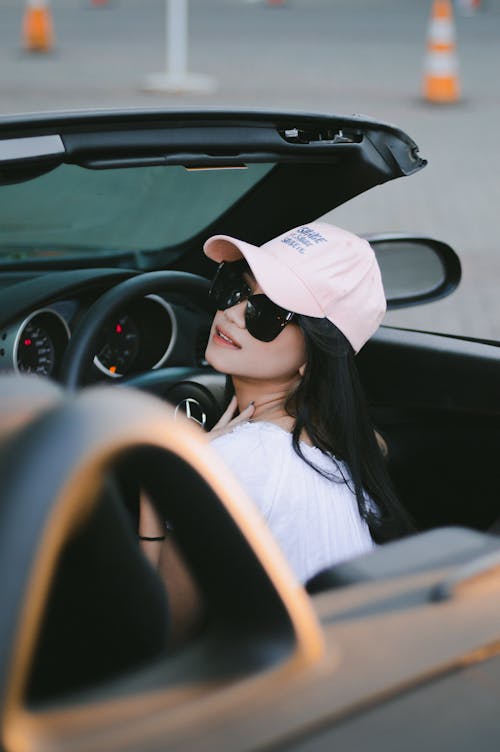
top-left (203, 221), bottom-right (386, 353)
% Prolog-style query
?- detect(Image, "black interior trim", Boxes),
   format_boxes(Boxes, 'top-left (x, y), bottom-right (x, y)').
top-left (361, 327), bottom-right (500, 414)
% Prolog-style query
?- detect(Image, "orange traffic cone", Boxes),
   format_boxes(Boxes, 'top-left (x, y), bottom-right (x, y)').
top-left (457, 0), bottom-right (480, 15)
top-left (22, 0), bottom-right (54, 53)
top-left (423, 0), bottom-right (460, 103)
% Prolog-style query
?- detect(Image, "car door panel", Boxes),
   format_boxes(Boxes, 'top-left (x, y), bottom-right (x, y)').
top-left (359, 327), bottom-right (500, 531)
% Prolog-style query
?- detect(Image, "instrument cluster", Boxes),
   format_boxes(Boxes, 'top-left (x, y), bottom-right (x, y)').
top-left (0, 294), bottom-right (179, 382)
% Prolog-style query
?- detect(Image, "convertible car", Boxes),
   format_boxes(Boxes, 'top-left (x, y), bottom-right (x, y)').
top-left (0, 111), bottom-right (499, 752)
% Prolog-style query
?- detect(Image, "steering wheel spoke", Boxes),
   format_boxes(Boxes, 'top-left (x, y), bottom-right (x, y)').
top-left (123, 367), bottom-right (227, 431)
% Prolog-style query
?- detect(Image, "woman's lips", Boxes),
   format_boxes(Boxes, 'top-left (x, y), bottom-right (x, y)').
top-left (213, 326), bottom-right (241, 349)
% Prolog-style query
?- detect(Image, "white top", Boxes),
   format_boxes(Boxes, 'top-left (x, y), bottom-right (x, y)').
top-left (211, 421), bottom-right (375, 583)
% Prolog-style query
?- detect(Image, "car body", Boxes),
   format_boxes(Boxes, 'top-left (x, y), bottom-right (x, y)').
top-left (0, 110), bottom-right (499, 752)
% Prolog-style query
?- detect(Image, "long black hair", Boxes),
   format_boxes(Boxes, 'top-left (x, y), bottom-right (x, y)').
top-left (284, 315), bottom-right (414, 544)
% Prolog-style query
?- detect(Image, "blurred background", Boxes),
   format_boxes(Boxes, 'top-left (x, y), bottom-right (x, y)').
top-left (1, 0), bottom-right (499, 340)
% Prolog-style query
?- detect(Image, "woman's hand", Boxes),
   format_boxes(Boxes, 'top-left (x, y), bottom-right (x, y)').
top-left (139, 492), bottom-right (205, 648)
top-left (139, 492), bottom-right (166, 567)
top-left (208, 395), bottom-right (255, 441)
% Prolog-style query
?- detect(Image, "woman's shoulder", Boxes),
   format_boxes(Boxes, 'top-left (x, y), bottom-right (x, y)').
top-left (209, 421), bottom-right (288, 517)
top-left (210, 420), bottom-right (334, 470)
top-left (210, 422), bottom-right (301, 478)
top-left (210, 420), bottom-right (287, 452)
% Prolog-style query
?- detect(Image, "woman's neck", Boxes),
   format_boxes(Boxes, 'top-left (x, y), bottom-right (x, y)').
top-left (232, 375), bottom-right (313, 444)
top-left (232, 375), bottom-right (298, 425)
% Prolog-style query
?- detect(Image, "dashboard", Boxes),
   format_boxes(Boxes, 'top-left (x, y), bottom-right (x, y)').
top-left (0, 272), bottom-right (212, 385)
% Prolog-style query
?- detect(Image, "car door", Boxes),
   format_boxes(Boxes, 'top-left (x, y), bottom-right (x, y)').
top-left (358, 324), bottom-right (500, 533)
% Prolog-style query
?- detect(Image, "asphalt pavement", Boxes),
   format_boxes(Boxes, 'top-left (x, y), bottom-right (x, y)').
top-left (1, 0), bottom-right (499, 339)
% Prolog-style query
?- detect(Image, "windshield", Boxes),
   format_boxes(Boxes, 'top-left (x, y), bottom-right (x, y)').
top-left (0, 162), bottom-right (274, 264)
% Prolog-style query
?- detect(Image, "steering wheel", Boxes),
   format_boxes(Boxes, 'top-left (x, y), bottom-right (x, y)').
top-left (60, 271), bottom-right (226, 429)
top-left (0, 379), bottom-right (321, 749)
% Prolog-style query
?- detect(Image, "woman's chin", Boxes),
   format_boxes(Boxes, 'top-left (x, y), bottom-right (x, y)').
top-left (204, 345), bottom-right (228, 374)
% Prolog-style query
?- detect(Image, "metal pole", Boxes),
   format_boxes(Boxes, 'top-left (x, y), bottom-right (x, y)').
top-left (166, 0), bottom-right (187, 79)
top-left (143, 0), bottom-right (216, 94)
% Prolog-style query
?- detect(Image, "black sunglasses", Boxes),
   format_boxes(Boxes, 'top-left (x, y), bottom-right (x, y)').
top-left (209, 261), bottom-right (295, 342)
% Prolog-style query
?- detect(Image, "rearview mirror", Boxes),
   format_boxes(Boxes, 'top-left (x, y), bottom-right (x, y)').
top-left (366, 234), bottom-right (461, 310)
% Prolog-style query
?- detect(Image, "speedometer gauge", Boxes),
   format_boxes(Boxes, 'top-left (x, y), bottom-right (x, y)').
top-left (16, 321), bottom-right (56, 376)
top-left (12, 309), bottom-right (70, 379)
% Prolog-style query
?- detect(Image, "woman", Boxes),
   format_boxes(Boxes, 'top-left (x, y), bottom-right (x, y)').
top-left (139, 222), bottom-right (414, 623)
top-left (203, 221), bottom-right (414, 583)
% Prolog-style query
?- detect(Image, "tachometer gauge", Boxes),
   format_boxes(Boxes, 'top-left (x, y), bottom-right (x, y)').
top-left (92, 297), bottom-right (175, 381)
top-left (94, 314), bottom-right (140, 378)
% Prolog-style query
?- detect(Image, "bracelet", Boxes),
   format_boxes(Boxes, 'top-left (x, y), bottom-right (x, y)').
top-left (138, 535), bottom-right (166, 542)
